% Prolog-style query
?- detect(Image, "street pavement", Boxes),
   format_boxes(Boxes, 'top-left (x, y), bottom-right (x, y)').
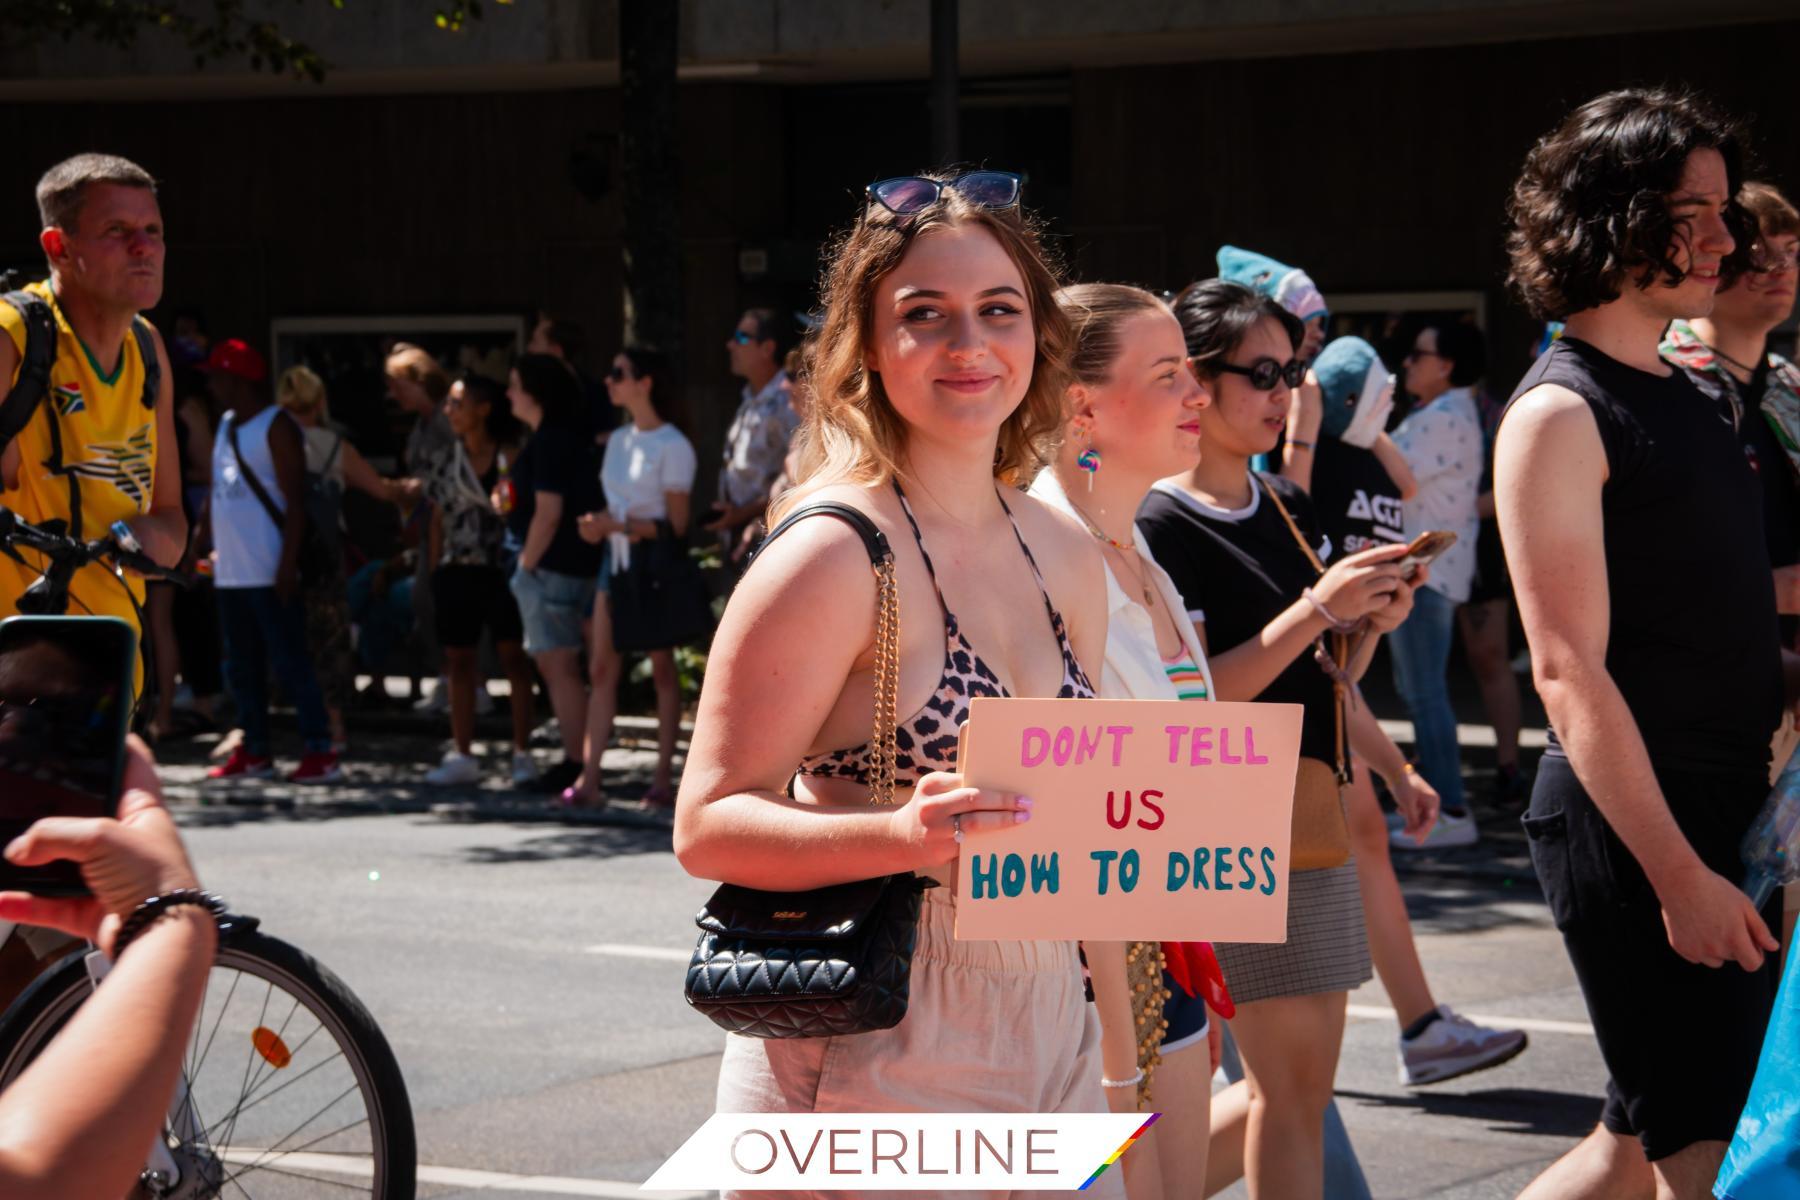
top-left (148, 694), bottom-right (1609, 1200)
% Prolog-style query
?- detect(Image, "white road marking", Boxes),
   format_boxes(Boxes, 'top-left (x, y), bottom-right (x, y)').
top-left (219, 1148), bottom-right (707, 1198)
top-left (584, 942), bottom-right (693, 963)
top-left (1347, 1003), bottom-right (1593, 1036)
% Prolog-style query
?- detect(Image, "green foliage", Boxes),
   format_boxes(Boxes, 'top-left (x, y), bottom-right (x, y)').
top-left (1, 0), bottom-right (512, 83)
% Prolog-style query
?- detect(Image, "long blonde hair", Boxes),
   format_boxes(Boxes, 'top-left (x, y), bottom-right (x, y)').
top-left (777, 175), bottom-right (1071, 519)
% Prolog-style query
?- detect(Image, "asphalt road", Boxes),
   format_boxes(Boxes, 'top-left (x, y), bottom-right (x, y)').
top-left (148, 710), bottom-right (1606, 1200)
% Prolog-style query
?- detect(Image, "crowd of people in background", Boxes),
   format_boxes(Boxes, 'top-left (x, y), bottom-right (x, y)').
top-left (10, 75), bottom-right (1799, 1200)
top-left (132, 295), bottom-right (800, 808)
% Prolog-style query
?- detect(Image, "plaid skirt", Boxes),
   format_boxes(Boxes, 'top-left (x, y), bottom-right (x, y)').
top-left (1214, 861), bottom-right (1371, 1005)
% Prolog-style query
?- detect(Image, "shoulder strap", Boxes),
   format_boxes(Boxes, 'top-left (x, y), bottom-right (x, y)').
top-left (321, 430), bottom-right (343, 474)
top-left (1257, 473), bottom-right (1326, 576)
top-left (753, 501), bottom-right (892, 570)
top-left (1257, 472), bottom-right (1354, 782)
top-left (749, 500), bottom-right (899, 807)
top-left (227, 413), bottom-right (286, 532)
top-left (130, 319), bottom-right (159, 410)
top-left (0, 290), bottom-right (54, 449)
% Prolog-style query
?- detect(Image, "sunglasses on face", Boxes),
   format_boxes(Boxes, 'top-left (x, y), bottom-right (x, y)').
top-left (1404, 348), bottom-right (1447, 363)
top-left (1210, 356), bottom-right (1305, 391)
top-left (728, 330), bottom-right (762, 346)
top-left (1751, 245), bottom-right (1800, 275)
top-left (606, 365), bottom-right (637, 382)
top-left (860, 171), bottom-right (1025, 221)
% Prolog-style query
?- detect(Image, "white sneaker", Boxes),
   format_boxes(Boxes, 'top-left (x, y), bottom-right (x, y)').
top-left (413, 680), bottom-right (450, 715)
top-left (510, 751), bottom-right (539, 786)
top-left (425, 750), bottom-right (481, 785)
top-left (1399, 1006), bottom-right (1528, 1085)
top-left (1391, 805), bottom-right (1480, 850)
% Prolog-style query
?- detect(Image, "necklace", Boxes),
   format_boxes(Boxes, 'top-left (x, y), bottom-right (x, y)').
top-left (1703, 340), bottom-right (1762, 377)
top-left (1067, 495), bottom-right (1157, 606)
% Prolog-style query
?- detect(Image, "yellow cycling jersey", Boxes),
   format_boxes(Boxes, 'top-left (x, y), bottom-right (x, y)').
top-left (0, 281), bottom-right (159, 634)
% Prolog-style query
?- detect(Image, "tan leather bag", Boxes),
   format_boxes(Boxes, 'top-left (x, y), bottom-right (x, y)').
top-left (1292, 756), bottom-right (1351, 870)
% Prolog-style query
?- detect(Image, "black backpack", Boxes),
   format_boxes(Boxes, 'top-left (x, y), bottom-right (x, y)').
top-left (0, 283), bottom-right (160, 538)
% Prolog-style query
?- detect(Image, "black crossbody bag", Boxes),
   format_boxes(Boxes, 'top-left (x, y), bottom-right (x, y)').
top-left (684, 501), bottom-right (935, 1039)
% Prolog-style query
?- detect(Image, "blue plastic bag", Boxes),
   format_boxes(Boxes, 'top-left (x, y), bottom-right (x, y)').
top-left (1716, 944), bottom-right (1800, 1198)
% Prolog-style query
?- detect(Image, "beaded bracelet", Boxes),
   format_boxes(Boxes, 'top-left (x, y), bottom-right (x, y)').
top-left (1302, 586), bottom-right (1358, 633)
top-left (1101, 1069), bottom-right (1146, 1090)
top-left (112, 890), bottom-right (229, 960)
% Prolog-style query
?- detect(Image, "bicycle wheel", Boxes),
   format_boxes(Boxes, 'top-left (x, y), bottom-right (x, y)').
top-left (0, 928), bottom-right (416, 1199)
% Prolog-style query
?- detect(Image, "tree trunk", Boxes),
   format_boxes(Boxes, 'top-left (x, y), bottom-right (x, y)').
top-left (619, 0), bottom-right (682, 359)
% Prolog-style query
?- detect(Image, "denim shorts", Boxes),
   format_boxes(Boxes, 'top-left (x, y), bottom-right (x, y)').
top-left (508, 566), bottom-right (594, 654)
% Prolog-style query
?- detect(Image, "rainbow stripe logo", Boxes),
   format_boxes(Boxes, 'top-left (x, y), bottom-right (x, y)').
top-left (1079, 1112), bottom-right (1160, 1190)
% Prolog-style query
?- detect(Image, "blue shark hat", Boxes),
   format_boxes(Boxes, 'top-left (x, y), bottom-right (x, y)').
top-left (1216, 244), bottom-right (1328, 326)
top-left (1311, 336), bottom-right (1394, 447)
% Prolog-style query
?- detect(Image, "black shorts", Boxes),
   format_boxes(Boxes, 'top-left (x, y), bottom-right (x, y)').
top-left (1464, 518), bottom-right (1511, 606)
top-left (431, 564), bottom-right (524, 649)
top-left (1523, 754), bottom-right (1780, 1160)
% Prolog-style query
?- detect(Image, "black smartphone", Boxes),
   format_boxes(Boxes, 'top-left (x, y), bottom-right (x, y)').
top-left (0, 616), bottom-right (137, 896)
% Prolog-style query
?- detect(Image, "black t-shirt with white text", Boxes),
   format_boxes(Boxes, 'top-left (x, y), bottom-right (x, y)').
top-left (1311, 437), bottom-right (1406, 557)
top-left (1138, 473), bottom-right (1341, 765)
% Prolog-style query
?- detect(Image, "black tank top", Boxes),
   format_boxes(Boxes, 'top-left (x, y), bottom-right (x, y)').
top-left (1504, 336), bottom-right (1782, 779)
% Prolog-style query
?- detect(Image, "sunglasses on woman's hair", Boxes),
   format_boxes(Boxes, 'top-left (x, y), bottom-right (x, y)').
top-left (1206, 356), bottom-right (1306, 391)
top-left (861, 171), bottom-right (1025, 221)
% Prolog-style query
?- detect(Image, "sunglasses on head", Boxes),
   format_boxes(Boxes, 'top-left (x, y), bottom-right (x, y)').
top-left (1208, 356), bottom-right (1306, 391)
top-left (860, 171), bottom-right (1025, 221)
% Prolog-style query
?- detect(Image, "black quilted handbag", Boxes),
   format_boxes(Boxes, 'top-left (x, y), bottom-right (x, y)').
top-left (683, 500), bottom-right (933, 1039)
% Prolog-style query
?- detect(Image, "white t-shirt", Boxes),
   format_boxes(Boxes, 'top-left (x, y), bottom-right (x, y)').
top-left (210, 407), bottom-right (286, 589)
top-left (1392, 386), bottom-right (1482, 604)
top-left (600, 422), bottom-right (697, 569)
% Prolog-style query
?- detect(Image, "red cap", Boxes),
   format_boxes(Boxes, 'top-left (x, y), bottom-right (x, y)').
top-left (202, 339), bottom-right (267, 383)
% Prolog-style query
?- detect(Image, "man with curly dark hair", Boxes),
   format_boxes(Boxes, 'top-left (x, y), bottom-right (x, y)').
top-left (1498, 89), bottom-right (1800, 1200)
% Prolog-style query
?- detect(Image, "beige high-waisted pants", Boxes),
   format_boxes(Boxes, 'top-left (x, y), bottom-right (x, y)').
top-left (715, 886), bottom-right (1124, 1200)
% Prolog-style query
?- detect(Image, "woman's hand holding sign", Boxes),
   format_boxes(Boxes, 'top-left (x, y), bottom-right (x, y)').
top-left (890, 772), bottom-right (1033, 867)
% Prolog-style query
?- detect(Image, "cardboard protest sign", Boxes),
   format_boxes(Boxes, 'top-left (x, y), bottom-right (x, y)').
top-left (953, 697), bottom-right (1301, 942)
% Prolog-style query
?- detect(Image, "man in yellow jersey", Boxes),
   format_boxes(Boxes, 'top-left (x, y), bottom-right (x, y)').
top-left (0, 154), bottom-right (185, 651)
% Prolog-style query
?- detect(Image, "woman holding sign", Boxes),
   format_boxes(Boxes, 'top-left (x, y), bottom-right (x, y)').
top-left (1137, 280), bottom-right (1425, 1200)
top-left (1026, 282), bottom-right (1221, 1200)
top-left (673, 171), bottom-right (1121, 1196)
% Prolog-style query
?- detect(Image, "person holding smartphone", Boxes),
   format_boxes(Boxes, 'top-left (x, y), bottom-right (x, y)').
top-left (0, 735), bottom-right (217, 1200)
top-left (1138, 279), bottom-right (1423, 1200)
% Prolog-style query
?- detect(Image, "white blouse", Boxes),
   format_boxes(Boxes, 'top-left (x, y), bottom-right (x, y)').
top-left (1028, 469), bottom-right (1216, 703)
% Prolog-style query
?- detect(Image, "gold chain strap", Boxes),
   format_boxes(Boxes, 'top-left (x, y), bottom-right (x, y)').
top-left (868, 552), bottom-right (901, 807)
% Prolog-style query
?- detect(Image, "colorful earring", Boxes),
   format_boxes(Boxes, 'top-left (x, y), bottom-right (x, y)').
top-left (1076, 445), bottom-right (1102, 491)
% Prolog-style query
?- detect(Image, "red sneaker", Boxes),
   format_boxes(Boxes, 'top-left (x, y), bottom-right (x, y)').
top-left (207, 748), bottom-right (274, 781)
top-left (289, 751), bottom-right (342, 785)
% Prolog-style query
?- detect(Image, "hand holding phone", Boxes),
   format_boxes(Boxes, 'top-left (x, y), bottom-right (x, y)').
top-left (1397, 530), bottom-right (1458, 578)
top-left (0, 617), bottom-right (138, 896)
top-left (0, 735), bottom-right (202, 952)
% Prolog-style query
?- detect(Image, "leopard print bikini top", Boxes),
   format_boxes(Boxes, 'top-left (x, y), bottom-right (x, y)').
top-left (796, 481), bottom-right (1094, 789)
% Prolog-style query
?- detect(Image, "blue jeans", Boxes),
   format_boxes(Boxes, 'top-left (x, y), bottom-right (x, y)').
top-left (1218, 1026), bottom-right (1372, 1199)
top-left (217, 586), bottom-right (333, 757)
top-left (346, 560), bottom-right (415, 675)
top-left (1388, 584), bottom-right (1465, 812)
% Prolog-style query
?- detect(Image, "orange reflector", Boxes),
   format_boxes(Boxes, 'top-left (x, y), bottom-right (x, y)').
top-left (252, 1027), bottom-right (292, 1069)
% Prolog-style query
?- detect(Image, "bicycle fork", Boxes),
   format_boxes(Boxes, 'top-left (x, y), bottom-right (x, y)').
top-left (84, 949), bottom-right (191, 1195)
